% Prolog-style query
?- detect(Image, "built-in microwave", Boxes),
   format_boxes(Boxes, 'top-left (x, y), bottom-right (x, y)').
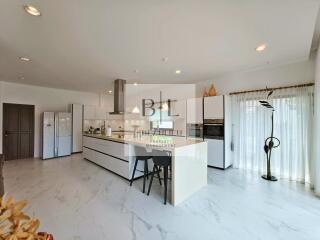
top-left (203, 119), bottom-right (224, 139)
top-left (187, 124), bottom-right (203, 138)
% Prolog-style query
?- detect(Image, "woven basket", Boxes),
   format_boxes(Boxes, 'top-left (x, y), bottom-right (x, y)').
top-left (38, 232), bottom-right (54, 240)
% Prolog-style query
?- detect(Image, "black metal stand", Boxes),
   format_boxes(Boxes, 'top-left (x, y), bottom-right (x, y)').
top-left (259, 92), bottom-right (280, 182)
top-left (261, 175), bottom-right (278, 181)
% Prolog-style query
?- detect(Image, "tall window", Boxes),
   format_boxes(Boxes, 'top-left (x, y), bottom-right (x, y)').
top-left (231, 86), bottom-right (313, 183)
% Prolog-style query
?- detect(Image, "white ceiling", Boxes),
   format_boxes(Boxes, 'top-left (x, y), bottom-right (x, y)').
top-left (0, 0), bottom-right (319, 93)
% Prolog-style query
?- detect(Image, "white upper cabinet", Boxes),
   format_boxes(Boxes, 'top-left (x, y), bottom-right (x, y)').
top-left (95, 107), bottom-right (107, 120)
top-left (83, 105), bottom-right (96, 120)
top-left (83, 105), bottom-right (107, 120)
top-left (187, 98), bottom-right (203, 124)
top-left (204, 95), bottom-right (224, 119)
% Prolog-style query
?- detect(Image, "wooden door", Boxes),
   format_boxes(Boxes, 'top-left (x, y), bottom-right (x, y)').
top-left (3, 103), bottom-right (34, 160)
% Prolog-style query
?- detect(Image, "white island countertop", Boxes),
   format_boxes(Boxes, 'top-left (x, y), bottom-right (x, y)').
top-left (83, 133), bottom-right (203, 150)
top-left (83, 133), bottom-right (207, 206)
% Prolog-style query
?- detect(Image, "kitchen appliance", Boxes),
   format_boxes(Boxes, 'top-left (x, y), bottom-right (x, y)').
top-left (109, 79), bottom-right (126, 115)
top-left (106, 125), bottom-right (112, 137)
top-left (187, 123), bottom-right (203, 139)
top-left (203, 119), bottom-right (224, 140)
top-left (42, 112), bottom-right (72, 159)
top-left (204, 119), bottom-right (230, 169)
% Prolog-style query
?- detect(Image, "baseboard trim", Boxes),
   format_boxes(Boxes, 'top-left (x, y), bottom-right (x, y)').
top-left (207, 164), bottom-right (233, 170)
top-left (72, 151), bottom-right (83, 154)
top-left (208, 165), bottom-right (225, 170)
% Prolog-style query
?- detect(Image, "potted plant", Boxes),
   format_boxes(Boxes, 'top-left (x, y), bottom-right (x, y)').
top-left (0, 195), bottom-right (53, 240)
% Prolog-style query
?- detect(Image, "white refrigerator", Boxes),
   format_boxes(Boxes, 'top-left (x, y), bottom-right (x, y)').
top-left (42, 112), bottom-right (72, 159)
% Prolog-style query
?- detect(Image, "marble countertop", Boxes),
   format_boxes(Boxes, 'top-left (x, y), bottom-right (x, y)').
top-left (83, 133), bottom-right (204, 149)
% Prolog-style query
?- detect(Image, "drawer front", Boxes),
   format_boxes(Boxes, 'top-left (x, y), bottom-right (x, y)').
top-left (83, 136), bottom-right (129, 161)
top-left (83, 147), bottom-right (129, 179)
top-left (205, 139), bottom-right (224, 168)
top-left (83, 146), bottom-right (95, 160)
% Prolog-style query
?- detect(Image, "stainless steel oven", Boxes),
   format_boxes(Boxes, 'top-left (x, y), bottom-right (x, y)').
top-left (187, 124), bottom-right (203, 138)
top-left (203, 119), bottom-right (224, 139)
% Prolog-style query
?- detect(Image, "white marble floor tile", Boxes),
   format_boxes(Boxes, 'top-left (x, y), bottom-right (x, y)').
top-left (4, 154), bottom-right (320, 240)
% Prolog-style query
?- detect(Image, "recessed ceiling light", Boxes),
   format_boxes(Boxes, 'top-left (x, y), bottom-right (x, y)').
top-left (162, 57), bottom-right (169, 62)
top-left (255, 43), bottom-right (267, 52)
top-left (108, 90), bottom-right (112, 94)
top-left (175, 70), bottom-right (181, 74)
top-left (133, 82), bottom-right (138, 86)
top-left (18, 76), bottom-right (25, 80)
top-left (19, 57), bottom-right (30, 62)
top-left (23, 5), bottom-right (41, 16)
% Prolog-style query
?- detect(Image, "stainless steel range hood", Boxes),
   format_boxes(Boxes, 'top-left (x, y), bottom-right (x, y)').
top-left (109, 79), bottom-right (126, 115)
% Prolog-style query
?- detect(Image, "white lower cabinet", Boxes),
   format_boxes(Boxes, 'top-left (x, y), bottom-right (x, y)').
top-left (83, 147), bottom-right (129, 178)
top-left (205, 138), bottom-right (224, 168)
top-left (83, 136), bottom-right (129, 161)
top-left (83, 136), bottom-right (144, 180)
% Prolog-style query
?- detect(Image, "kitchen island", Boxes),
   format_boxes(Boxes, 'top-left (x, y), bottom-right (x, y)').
top-left (83, 133), bottom-right (207, 206)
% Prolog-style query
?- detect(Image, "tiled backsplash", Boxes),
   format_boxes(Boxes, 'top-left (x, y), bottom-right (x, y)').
top-left (83, 119), bottom-right (186, 135)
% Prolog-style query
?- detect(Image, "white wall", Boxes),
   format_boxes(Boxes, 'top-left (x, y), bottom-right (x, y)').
top-left (0, 81), bottom-right (111, 157)
top-left (196, 58), bottom-right (315, 97)
top-left (313, 49), bottom-right (320, 196)
top-left (123, 84), bottom-right (196, 135)
top-left (1, 58), bottom-right (315, 158)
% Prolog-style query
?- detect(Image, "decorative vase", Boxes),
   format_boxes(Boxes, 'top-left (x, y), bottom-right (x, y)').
top-left (208, 84), bottom-right (217, 96)
top-left (38, 232), bottom-right (54, 240)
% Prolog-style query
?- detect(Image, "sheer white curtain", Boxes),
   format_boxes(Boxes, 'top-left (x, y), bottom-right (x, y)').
top-left (231, 86), bottom-right (314, 183)
top-left (314, 49), bottom-right (320, 196)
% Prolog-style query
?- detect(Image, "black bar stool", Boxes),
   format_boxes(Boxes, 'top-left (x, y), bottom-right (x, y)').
top-left (130, 146), bottom-right (161, 193)
top-left (147, 150), bottom-right (172, 204)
